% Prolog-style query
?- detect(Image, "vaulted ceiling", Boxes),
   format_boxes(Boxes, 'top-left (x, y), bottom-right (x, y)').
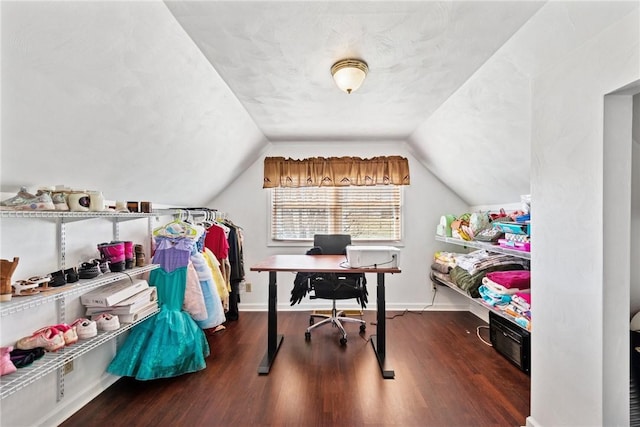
top-left (165, 1), bottom-right (542, 142)
top-left (3, 1), bottom-right (633, 207)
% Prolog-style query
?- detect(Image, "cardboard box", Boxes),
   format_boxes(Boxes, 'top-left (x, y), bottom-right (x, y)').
top-left (111, 301), bottom-right (158, 324)
top-left (81, 279), bottom-right (150, 307)
top-left (85, 287), bottom-right (157, 315)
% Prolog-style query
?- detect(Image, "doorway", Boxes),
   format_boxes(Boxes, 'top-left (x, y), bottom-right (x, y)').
top-left (603, 81), bottom-right (640, 426)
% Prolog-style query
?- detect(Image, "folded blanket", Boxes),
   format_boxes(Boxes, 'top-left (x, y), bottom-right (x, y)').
top-left (449, 264), bottom-right (525, 298)
top-left (434, 251), bottom-right (457, 265)
top-left (431, 260), bottom-right (452, 274)
top-left (485, 270), bottom-right (531, 290)
top-left (481, 277), bottom-right (530, 295)
top-left (478, 284), bottom-right (511, 307)
top-left (454, 250), bottom-right (529, 275)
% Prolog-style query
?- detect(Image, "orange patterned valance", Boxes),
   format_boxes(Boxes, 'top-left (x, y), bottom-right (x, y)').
top-left (263, 156), bottom-right (410, 188)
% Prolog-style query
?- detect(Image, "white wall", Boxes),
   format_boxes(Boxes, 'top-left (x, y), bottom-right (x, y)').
top-left (631, 94), bottom-right (640, 316)
top-left (0, 214), bottom-right (163, 427)
top-left (408, 31), bottom-right (532, 207)
top-left (209, 141), bottom-right (471, 313)
top-left (530, 7), bottom-right (639, 427)
top-left (408, 1), bottom-right (639, 208)
top-left (1, 1), bottom-right (266, 207)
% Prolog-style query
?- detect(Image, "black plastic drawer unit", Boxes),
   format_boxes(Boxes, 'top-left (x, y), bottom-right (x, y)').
top-left (489, 311), bottom-right (531, 374)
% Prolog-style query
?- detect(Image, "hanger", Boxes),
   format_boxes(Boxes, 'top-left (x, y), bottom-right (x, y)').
top-left (153, 215), bottom-right (198, 238)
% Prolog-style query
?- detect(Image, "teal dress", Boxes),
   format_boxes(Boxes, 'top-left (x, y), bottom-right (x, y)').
top-left (107, 237), bottom-right (210, 380)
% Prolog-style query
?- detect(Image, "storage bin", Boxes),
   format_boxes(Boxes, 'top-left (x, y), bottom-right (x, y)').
top-left (498, 239), bottom-right (530, 252)
top-left (494, 222), bottom-right (529, 236)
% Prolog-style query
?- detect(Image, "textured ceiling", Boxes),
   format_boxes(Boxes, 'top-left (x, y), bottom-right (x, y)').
top-left (5, 1), bottom-right (632, 208)
top-left (165, 1), bottom-right (544, 142)
top-left (1, 1), bottom-right (267, 206)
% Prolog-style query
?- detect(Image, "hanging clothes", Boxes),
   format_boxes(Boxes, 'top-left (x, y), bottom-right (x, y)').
top-left (107, 229), bottom-right (210, 380)
top-left (203, 248), bottom-right (230, 311)
top-left (184, 262), bottom-right (208, 321)
top-left (204, 222), bottom-right (229, 262)
top-left (191, 245), bottom-right (226, 329)
top-left (224, 222), bottom-right (244, 321)
top-left (204, 221), bottom-right (231, 312)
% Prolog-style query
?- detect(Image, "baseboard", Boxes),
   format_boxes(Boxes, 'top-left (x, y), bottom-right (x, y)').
top-left (238, 302), bottom-right (469, 312)
top-left (525, 415), bottom-right (540, 427)
top-left (37, 374), bottom-right (120, 427)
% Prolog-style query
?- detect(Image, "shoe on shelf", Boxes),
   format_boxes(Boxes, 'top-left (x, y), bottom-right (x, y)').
top-left (134, 244), bottom-right (146, 267)
top-left (0, 187), bottom-right (55, 211)
top-left (78, 261), bottom-right (100, 279)
top-left (97, 242), bottom-right (125, 272)
top-left (12, 279), bottom-right (40, 296)
top-left (70, 318), bottom-right (97, 339)
top-left (108, 260), bottom-right (125, 272)
top-left (0, 187), bottom-right (34, 208)
top-left (97, 258), bottom-right (110, 274)
top-left (51, 192), bottom-right (69, 211)
top-left (48, 270), bottom-right (66, 287)
top-left (51, 324), bottom-right (78, 345)
top-left (28, 275), bottom-right (50, 288)
top-left (0, 347), bottom-right (17, 376)
top-left (9, 347), bottom-right (45, 368)
top-left (16, 327), bottom-right (65, 352)
top-left (111, 241), bottom-right (134, 269)
top-left (123, 241), bottom-right (134, 269)
top-left (65, 267), bottom-right (79, 283)
top-left (93, 313), bottom-right (120, 331)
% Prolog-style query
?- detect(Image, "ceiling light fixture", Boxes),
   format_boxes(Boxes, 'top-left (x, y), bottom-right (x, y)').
top-left (331, 59), bottom-right (368, 94)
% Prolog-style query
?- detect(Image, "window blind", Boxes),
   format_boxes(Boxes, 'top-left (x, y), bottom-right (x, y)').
top-left (271, 186), bottom-right (402, 241)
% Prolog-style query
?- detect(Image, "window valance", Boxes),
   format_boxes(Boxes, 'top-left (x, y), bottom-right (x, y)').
top-left (263, 156), bottom-right (410, 188)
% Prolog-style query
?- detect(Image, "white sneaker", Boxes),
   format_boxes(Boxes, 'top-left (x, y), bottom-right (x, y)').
top-left (93, 313), bottom-right (120, 331)
top-left (71, 318), bottom-right (97, 339)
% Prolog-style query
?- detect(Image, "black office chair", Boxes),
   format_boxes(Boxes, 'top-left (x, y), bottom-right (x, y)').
top-left (303, 234), bottom-right (367, 345)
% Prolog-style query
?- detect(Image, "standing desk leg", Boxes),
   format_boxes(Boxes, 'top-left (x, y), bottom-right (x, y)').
top-left (370, 272), bottom-right (395, 379)
top-left (258, 271), bottom-right (284, 374)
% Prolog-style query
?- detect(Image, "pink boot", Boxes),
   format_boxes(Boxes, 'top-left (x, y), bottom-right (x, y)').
top-left (111, 241), bottom-right (134, 269)
top-left (97, 242), bottom-right (125, 272)
top-left (122, 241), bottom-right (134, 269)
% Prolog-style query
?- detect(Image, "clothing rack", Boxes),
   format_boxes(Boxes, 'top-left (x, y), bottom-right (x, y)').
top-left (156, 208), bottom-right (226, 225)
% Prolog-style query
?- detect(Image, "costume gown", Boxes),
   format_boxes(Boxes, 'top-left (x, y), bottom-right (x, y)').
top-left (107, 236), bottom-right (210, 380)
top-left (192, 249), bottom-right (226, 329)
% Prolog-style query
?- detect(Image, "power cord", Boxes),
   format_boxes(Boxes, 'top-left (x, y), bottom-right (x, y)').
top-left (370, 284), bottom-right (438, 324)
top-left (340, 257), bottom-right (397, 269)
top-left (357, 286), bottom-right (493, 348)
top-left (476, 325), bottom-right (492, 347)
top-left (120, 270), bottom-right (135, 284)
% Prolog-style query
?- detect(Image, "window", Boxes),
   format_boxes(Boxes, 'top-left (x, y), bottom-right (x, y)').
top-left (271, 186), bottom-right (402, 241)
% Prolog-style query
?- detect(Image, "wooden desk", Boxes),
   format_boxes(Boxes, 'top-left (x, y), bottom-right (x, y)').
top-left (250, 254), bottom-right (401, 379)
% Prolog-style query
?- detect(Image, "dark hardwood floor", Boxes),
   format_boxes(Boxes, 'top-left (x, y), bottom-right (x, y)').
top-left (60, 310), bottom-right (530, 427)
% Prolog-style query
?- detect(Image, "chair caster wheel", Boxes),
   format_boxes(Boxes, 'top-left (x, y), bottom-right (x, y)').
top-left (309, 317), bottom-right (314, 326)
top-left (305, 331), bottom-right (311, 341)
top-left (340, 337), bottom-right (347, 346)
top-left (359, 324), bottom-right (366, 333)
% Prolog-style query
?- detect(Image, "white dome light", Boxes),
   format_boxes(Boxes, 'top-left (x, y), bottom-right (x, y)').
top-left (331, 59), bottom-right (368, 94)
